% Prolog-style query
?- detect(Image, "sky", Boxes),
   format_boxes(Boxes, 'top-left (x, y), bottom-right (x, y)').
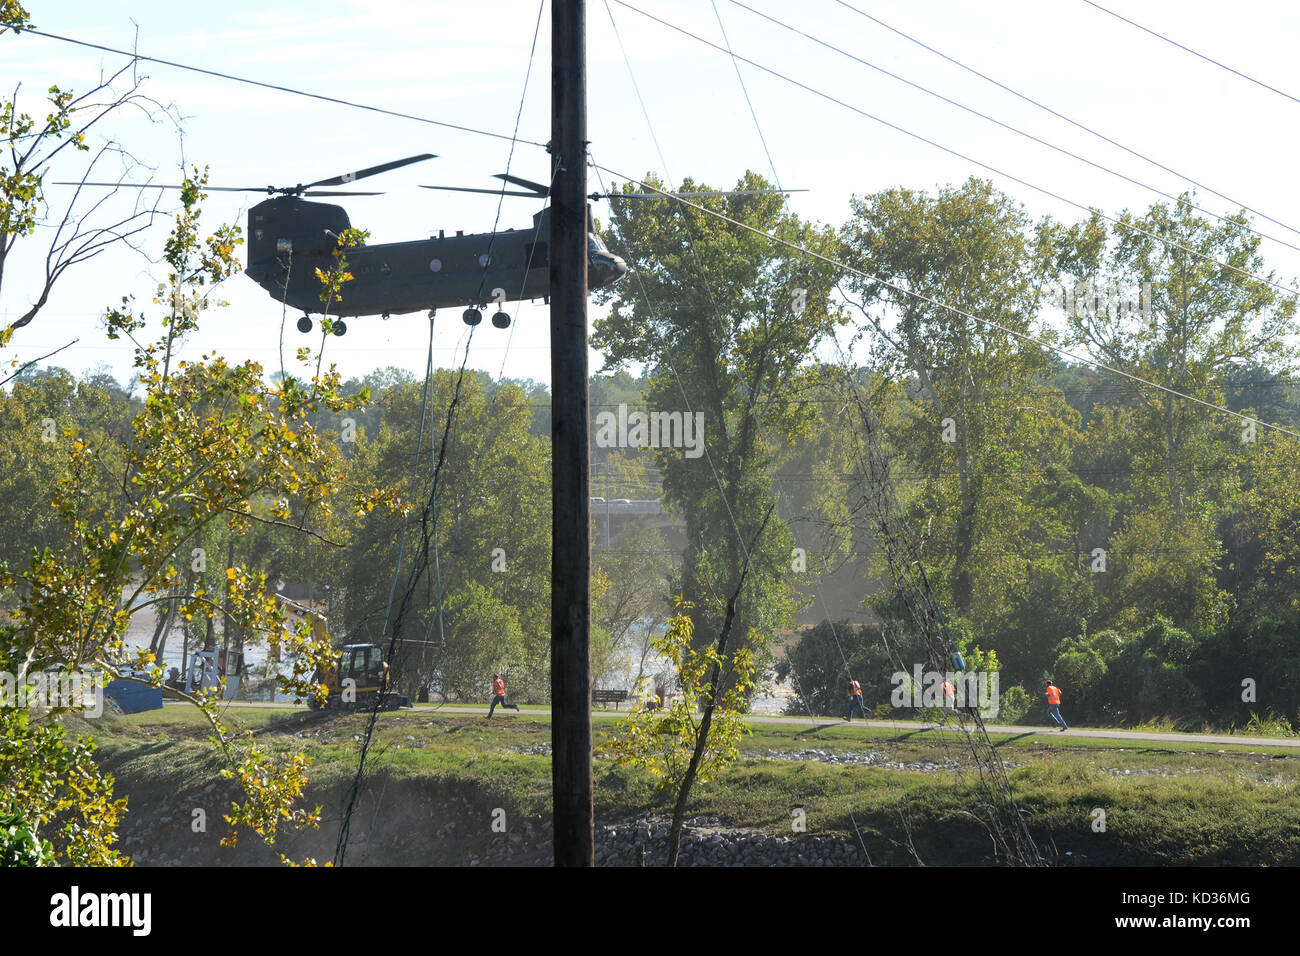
top-left (3, 0), bottom-right (1299, 390)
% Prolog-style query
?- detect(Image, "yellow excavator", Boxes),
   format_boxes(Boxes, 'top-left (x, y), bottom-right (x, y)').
top-left (277, 596), bottom-right (409, 711)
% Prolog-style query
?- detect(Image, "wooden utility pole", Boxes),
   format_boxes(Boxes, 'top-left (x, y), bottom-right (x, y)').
top-left (550, 0), bottom-right (594, 866)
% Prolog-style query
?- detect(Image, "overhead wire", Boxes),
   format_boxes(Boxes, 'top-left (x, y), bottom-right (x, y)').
top-left (592, 161), bottom-right (873, 858)
top-left (831, 0), bottom-right (1300, 239)
top-left (709, 0), bottom-right (1033, 861)
top-left (602, 0), bottom-right (908, 861)
top-left (724, 0), bottom-right (1300, 256)
top-left (607, 0), bottom-right (1300, 305)
top-left (334, 0), bottom-right (547, 865)
top-left (18, 27), bottom-right (548, 149)
top-left (600, 0), bottom-right (767, 574)
top-left (590, 161), bottom-right (1300, 442)
top-left (1078, 0), bottom-right (1300, 107)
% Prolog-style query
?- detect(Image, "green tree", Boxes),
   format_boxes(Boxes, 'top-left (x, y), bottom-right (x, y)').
top-left (595, 172), bottom-right (842, 683)
top-left (839, 177), bottom-right (1085, 680)
top-left (593, 520), bottom-right (672, 689)
top-left (325, 370), bottom-right (551, 701)
top-left (0, 170), bottom-right (362, 863)
top-left (1054, 195), bottom-right (1297, 630)
top-left (602, 601), bottom-right (755, 866)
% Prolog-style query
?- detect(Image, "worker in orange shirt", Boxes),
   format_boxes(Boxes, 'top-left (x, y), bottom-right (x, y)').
top-left (941, 679), bottom-right (957, 711)
top-left (1045, 680), bottom-right (1068, 731)
top-left (845, 677), bottom-right (866, 721)
top-left (489, 673), bottom-right (519, 718)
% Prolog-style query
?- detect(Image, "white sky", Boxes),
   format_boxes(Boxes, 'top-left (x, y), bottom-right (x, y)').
top-left (3, 0), bottom-right (1299, 389)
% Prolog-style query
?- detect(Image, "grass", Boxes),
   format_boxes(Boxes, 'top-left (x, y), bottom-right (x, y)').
top-left (79, 703), bottom-right (1300, 865)
top-left (102, 701), bottom-right (1300, 756)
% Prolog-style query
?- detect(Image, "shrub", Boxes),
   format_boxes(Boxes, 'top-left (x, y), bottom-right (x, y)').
top-left (0, 812), bottom-right (55, 867)
top-left (998, 684), bottom-right (1032, 724)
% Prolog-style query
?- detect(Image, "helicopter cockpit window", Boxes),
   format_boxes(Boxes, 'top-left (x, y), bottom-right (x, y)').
top-left (587, 235), bottom-right (609, 255)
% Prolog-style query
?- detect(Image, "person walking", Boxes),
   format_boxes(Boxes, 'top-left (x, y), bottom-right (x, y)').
top-left (941, 679), bottom-right (957, 711)
top-left (1045, 680), bottom-right (1068, 731)
top-left (845, 678), bottom-right (867, 721)
top-left (489, 673), bottom-right (520, 718)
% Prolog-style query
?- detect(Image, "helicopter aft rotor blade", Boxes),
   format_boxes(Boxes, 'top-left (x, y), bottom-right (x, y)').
top-left (492, 173), bottom-right (552, 198)
top-left (305, 153), bottom-right (437, 190)
top-left (417, 172), bottom-right (553, 199)
top-left (418, 184), bottom-right (544, 197)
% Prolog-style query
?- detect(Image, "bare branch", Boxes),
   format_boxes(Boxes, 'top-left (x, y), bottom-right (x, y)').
top-left (1, 59), bottom-right (181, 338)
top-left (0, 337), bottom-right (77, 387)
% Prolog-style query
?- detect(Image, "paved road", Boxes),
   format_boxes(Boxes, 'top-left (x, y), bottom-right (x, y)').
top-left (197, 701), bottom-right (1300, 749)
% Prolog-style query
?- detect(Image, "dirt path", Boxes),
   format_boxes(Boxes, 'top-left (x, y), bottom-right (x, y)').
top-left (204, 701), bottom-right (1300, 749)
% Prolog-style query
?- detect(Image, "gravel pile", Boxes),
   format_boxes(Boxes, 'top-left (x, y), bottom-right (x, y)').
top-left (513, 742), bottom-right (1002, 774)
top-left (1103, 766), bottom-right (1209, 777)
top-left (468, 815), bottom-right (867, 867)
top-left (748, 748), bottom-right (997, 773)
top-left (594, 817), bottom-right (867, 867)
top-left (509, 743), bottom-right (553, 756)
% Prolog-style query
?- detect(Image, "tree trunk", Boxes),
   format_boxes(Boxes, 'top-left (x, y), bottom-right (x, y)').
top-left (664, 504), bottom-right (773, 866)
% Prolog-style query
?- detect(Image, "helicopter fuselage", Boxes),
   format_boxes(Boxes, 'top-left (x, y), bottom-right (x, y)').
top-left (245, 196), bottom-right (626, 320)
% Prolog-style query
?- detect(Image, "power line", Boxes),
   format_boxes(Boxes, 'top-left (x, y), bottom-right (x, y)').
top-left (333, 1), bottom-right (547, 865)
top-left (831, 0), bottom-right (1300, 239)
top-left (601, 0), bottom-right (767, 575)
top-left (603, 3), bottom-right (1005, 862)
top-left (1078, 0), bottom-right (1300, 107)
top-left (592, 161), bottom-right (1300, 442)
top-left (608, 0), bottom-right (1300, 304)
top-left (725, 0), bottom-right (1300, 256)
top-left (19, 27), bottom-right (548, 149)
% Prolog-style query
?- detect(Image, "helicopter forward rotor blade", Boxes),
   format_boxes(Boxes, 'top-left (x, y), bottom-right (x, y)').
top-left (54, 182), bottom-right (269, 192)
top-left (54, 182), bottom-right (382, 196)
top-left (306, 153), bottom-right (436, 190)
top-left (419, 184), bottom-right (544, 197)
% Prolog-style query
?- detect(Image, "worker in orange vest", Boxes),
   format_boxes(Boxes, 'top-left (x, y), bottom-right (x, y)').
top-left (845, 677), bottom-right (866, 721)
top-left (1045, 680), bottom-right (1067, 731)
top-left (489, 673), bottom-right (519, 718)
top-left (941, 679), bottom-right (957, 711)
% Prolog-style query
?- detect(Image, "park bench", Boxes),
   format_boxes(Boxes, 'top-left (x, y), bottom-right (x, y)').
top-left (592, 688), bottom-right (630, 710)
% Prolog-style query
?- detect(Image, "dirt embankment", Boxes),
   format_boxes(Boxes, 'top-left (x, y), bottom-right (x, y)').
top-left (102, 749), bottom-right (867, 867)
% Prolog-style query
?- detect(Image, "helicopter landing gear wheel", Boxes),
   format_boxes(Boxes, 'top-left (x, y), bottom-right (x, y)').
top-left (462, 307), bottom-right (482, 326)
top-left (297, 315), bottom-right (313, 333)
top-left (332, 320), bottom-right (347, 336)
top-left (491, 311), bottom-right (511, 329)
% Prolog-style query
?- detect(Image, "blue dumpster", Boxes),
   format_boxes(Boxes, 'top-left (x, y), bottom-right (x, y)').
top-left (103, 679), bottom-right (163, 714)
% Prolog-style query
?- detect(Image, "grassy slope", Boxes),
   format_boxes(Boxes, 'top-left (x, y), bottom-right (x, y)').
top-left (83, 706), bottom-right (1300, 866)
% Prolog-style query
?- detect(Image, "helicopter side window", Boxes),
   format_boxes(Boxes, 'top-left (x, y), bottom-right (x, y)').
top-left (587, 235), bottom-right (609, 254)
top-left (524, 242), bottom-right (548, 268)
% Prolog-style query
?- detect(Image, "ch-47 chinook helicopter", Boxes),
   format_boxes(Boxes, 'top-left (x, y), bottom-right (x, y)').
top-left (242, 153), bottom-right (634, 335)
top-left (71, 153), bottom-right (625, 336)
top-left (70, 154), bottom-right (800, 336)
